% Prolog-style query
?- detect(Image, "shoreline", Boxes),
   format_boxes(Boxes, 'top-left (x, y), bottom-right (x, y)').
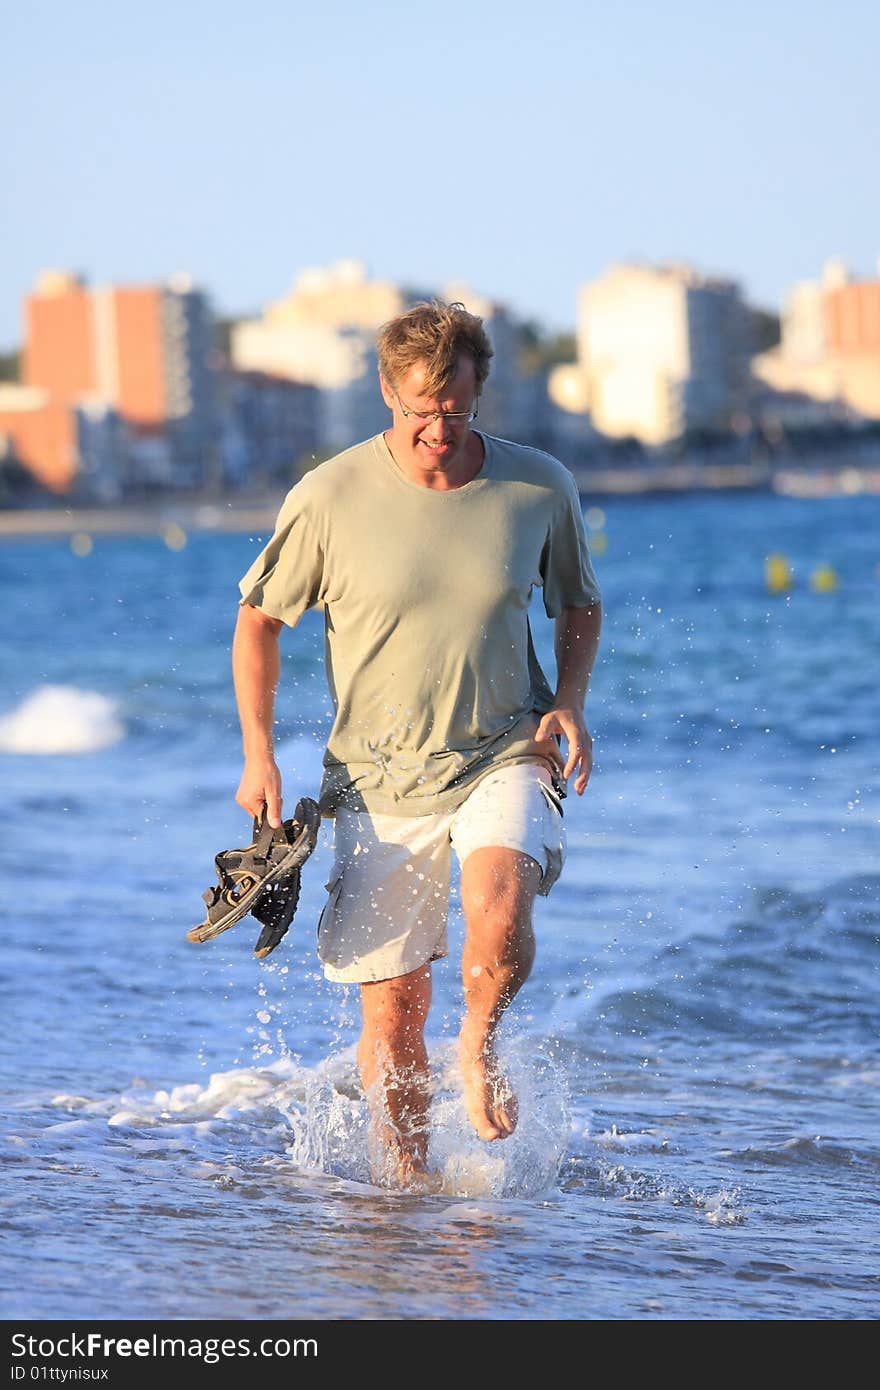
top-left (0, 497), bottom-right (289, 538)
top-left (0, 460), bottom-right (878, 538)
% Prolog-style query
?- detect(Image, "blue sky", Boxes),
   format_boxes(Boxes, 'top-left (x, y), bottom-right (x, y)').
top-left (3, 0), bottom-right (878, 349)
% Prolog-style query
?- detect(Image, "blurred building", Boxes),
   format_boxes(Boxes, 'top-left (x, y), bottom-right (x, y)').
top-left (232, 261), bottom-right (412, 454)
top-left (24, 274), bottom-right (95, 408)
top-left (441, 283), bottom-right (597, 455)
top-left (753, 259), bottom-right (880, 421)
top-left (824, 266), bottom-right (880, 418)
top-left (232, 264), bottom-right (563, 452)
top-left (17, 270), bottom-right (217, 492)
top-left (441, 283), bottom-right (534, 440)
top-left (577, 262), bottom-right (749, 445)
top-left (545, 363), bottom-right (597, 453)
top-left (217, 369), bottom-right (319, 489)
top-left (0, 383), bottom-right (125, 497)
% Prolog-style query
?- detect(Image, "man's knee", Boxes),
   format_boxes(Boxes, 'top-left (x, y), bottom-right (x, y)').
top-left (461, 848), bottom-right (542, 932)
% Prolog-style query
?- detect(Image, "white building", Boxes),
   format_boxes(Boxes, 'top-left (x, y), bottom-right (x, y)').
top-left (232, 261), bottom-right (409, 454)
top-left (577, 262), bottom-right (749, 444)
top-left (545, 363), bottom-right (596, 451)
top-left (441, 283), bottom-right (534, 438)
top-left (233, 264), bottom-right (561, 452)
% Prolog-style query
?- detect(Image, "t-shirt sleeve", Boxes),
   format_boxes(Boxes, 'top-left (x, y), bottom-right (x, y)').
top-left (539, 471), bottom-right (602, 618)
top-left (238, 482), bottom-right (325, 626)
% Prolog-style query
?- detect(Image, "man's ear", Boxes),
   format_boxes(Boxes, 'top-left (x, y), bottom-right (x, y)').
top-left (378, 374), bottom-right (396, 411)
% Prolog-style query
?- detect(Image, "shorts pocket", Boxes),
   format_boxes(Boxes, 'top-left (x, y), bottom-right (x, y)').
top-left (316, 869), bottom-right (345, 951)
top-left (537, 782), bottom-right (566, 896)
top-left (539, 780), bottom-right (565, 818)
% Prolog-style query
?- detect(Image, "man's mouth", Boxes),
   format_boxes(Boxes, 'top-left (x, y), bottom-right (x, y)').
top-left (420, 440), bottom-right (452, 452)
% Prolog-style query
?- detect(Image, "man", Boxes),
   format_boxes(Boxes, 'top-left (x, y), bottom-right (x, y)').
top-left (233, 301), bottom-right (602, 1186)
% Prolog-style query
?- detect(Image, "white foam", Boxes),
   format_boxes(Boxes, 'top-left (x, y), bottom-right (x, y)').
top-left (700, 1191), bottom-right (746, 1226)
top-left (107, 1059), bottom-right (306, 1127)
top-left (596, 1158), bottom-right (747, 1223)
top-left (591, 1123), bottom-right (671, 1153)
top-left (0, 685), bottom-right (124, 754)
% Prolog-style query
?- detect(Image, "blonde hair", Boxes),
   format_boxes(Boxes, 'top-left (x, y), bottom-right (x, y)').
top-left (377, 300), bottom-right (493, 397)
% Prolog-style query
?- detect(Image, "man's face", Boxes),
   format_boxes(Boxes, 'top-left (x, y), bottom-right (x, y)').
top-left (380, 357), bottom-right (478, 482)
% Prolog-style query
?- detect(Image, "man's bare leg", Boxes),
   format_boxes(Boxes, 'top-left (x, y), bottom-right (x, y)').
top-left (357, 964), bottom-right (434, 1186)
top-left (459, 848), bottom-right (541, 1141)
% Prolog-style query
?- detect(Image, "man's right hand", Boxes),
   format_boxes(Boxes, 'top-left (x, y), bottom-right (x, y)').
top-left (236, 756), bottom-right (284, 828)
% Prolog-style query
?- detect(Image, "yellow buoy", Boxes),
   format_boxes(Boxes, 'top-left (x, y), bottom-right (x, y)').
top-left (70, 532), bottom-right (93, 557)
top-left (590, 531), bottom-right (608, 556)
top-left (810, 564), bottom-right (839, 593)
top-left (765, 553), bottom-right (793, 593)
top-left (162, 522), bottom-right (187, 551)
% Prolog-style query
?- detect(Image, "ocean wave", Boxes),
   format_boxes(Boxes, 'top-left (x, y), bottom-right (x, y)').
top-left (590, 874), bottom-right (880, 1043)
top-left (0, 686), bottom-right (125, 755)
top-left (719, 1135), bottom-right (880, 1170)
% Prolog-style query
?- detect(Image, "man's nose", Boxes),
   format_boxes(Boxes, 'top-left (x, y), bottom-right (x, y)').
top-left (425, 413), bottom-right (452, 438)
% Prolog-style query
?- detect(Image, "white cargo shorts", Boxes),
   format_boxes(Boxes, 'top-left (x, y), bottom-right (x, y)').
top-left (317, 760), bottom-right (566, 985)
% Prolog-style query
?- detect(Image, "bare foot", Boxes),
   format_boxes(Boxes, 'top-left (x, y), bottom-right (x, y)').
top-left (459, 1030), bottom-right (518, 1141)
top-left (395, 1157), bottom-right (443, 1195)
top-left (361, 1053), bottom-right (435, 1190)
top-left (372, 1137), bottom-right (441, 1193)
top-left (367, 1103), bottom-right (437, 1191)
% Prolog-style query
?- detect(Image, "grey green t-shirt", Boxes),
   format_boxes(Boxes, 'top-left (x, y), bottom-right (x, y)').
top-left (239, 431), bottom-right (601, 816)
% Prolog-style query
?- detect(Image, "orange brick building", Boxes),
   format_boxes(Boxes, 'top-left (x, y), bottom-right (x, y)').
top-left (24, 272), bottom-right (184, 424)
top-left (0, 387), bottom-right (78, 492)
top-left (110, 288), bottom-right (168, 424)
top-left (824, 278), bottom-right (880, 419)
top-left (4, 271), bottom-right (216, 492)
top-left (24, 276), bottom-right (98, 407)
top-left (825, 280), bottom-right (880, 355)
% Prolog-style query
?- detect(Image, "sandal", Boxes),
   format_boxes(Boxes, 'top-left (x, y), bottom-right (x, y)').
top-left (187, 798), bottom-right (321, 958)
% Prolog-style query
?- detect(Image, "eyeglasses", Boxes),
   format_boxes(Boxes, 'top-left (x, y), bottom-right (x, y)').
top-left (394, 392), bottom-right (478, 425)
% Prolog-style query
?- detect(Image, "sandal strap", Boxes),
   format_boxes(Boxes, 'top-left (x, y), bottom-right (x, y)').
top-left (252, 808), bottom-right (279, 861)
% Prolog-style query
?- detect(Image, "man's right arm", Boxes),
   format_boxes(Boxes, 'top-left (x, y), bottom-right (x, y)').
top-left (233, 602), bottom-right (287, 827)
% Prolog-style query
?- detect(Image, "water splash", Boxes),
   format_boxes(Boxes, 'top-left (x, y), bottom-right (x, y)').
top-left (281, 1039), bottom-right (570, 1198)
top-left (46, 1038), bottom-right (569, 1200)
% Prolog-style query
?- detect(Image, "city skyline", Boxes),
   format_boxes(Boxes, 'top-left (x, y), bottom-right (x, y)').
top-left (4, 0), bottom-right (879, 351)
top-left (3, 245), bottom-right (878, 360)
top-left (5, 251), bottom-right (878, 504)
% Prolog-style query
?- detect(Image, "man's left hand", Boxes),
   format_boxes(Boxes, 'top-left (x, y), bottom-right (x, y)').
top-left (535, 706), bottom-right (593, 795)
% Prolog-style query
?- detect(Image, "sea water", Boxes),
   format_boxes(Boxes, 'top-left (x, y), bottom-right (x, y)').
top-left (1, 490), bottom-right (878, 1320)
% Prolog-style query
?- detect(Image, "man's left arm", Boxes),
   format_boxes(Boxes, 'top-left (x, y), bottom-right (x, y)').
top-left (535, 601), bottom-right (602, 795)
